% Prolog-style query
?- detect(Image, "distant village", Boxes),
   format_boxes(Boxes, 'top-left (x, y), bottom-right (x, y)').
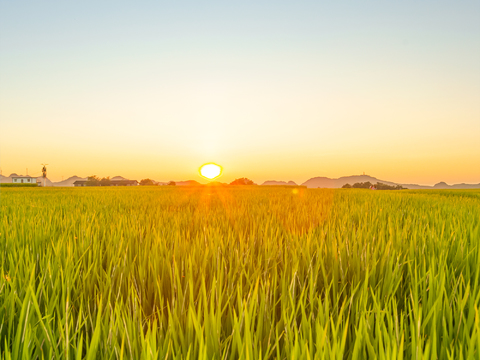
top-left (0, 173), bottom-right (257, 187)
top-left (0, 174), bottom-right (157, 187)
top-left (73, 176), bottom-right (139, 187)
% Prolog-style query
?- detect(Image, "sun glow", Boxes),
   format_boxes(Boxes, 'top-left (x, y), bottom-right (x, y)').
top-left (200, 163), bottom-right (222, 180)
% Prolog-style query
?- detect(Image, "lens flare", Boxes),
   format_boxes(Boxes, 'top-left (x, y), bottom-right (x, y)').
top-left (200, 163), bottom-right (222, 180)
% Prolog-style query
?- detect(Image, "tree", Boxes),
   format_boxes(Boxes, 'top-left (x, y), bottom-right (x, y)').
top-left (352, 181), bottom-right (372, 189)
top-left (230, 178), bottom-right (255, 185)
top-left (342, 183), bottom-right (352, 188)
top-left (167, 181), bottom-right (176, 186)
top-left (376, 182), bottom-right (405, 190)
top-left (140, 178), bottom-right (155, 186)
top-left (86, 176), bottom-right (101, 186)
top-left (100, 177), bottom-right (111, 186)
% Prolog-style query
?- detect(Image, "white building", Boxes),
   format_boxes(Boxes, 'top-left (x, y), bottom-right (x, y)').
top-left (12, 176), bottom-right (38, 185)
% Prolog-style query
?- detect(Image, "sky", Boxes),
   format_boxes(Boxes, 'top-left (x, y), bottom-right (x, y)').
top-left (1, 0), bottom-right (479, 185)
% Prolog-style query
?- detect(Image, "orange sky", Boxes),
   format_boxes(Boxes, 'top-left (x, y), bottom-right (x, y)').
top-left (1, 1), bottom-right (479, 185)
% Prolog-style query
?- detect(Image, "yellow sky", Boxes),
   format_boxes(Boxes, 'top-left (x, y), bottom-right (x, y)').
top-left (1, 1), bottom-right (479, 185)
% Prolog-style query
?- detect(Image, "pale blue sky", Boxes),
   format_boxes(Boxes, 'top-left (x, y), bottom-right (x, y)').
top-left (1, 1), bottom-right (479, 184)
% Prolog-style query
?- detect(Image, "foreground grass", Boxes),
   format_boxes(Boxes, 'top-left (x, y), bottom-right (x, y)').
top-left (0, 187), bottom-right (479, 359)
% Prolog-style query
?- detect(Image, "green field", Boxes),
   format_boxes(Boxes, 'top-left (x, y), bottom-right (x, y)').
top-left (1, 187), bottom-right (479, 359)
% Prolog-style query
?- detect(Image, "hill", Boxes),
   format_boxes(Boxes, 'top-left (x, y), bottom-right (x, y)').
top-left (206, 181), bottom-right (228, 186)
top-left (53, 176), bottom-right (86, 187)
top-left (175, 180), bottom-right (202, 186)
top-left (296, 175), bottom-right (480, 189)
top-left (262, 180), bottom-right (297, 186)
top-left (432, 182), bottom-right (480, 190)
top-left (301, 175), bottom-right (399, 189)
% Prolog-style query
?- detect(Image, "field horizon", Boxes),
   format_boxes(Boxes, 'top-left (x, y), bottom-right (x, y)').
top-left (2, 172), bottom-right (480, 190)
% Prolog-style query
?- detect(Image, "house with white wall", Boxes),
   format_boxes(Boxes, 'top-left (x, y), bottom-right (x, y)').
top-left (12, 176), bottom-right (39, 185)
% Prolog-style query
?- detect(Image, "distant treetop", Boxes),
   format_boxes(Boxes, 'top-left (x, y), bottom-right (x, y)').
top-left (140, 178), bottom-right (155, 186)
top-left (230, 178), bottom-right (256, 185)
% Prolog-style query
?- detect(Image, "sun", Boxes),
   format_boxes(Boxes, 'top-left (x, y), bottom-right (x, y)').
top-left (199, 163), bottom-right (222, 180)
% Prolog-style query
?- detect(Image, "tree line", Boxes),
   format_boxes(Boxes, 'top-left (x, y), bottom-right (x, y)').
top-left (342, 182), bottom-right (405, 190)
top-left (137, 177), bottom-right (257, 186)
top-left (86, 176), bottom-right (259, 186)
top-left (85, 176), bottom-right (111, 186)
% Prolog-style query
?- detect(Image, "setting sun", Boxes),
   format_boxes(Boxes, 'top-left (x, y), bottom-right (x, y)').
top-left (199, 163), bottom-right (222, 180)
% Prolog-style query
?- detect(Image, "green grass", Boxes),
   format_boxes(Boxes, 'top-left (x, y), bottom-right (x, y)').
top-left (0, 183), bottom-right (38, 188)
top-left (1, 187), bottom-right (479, 359)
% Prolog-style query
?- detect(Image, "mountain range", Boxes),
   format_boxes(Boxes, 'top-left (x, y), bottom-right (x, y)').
top-left (299, 175), bottom-right (480, 189)
top-left (262, 180), bottom-right (298, 186)
top-left (1, 174), bottom-right (479, 189)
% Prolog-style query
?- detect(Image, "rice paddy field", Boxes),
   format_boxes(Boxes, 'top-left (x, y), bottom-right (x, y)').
top-left (1, 186), bottom-right (479, 359)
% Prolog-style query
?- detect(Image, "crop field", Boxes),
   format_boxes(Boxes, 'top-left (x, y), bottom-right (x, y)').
top-left (1, 187), bottom-right (479, 359)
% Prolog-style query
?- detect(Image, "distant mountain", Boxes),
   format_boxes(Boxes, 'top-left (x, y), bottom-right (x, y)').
top-left (111, 176), bottom-right (128, 181)
top-left (206, 181), bottom-right (228, 186)
top-left (301, 175), bottom-right (398, 189)
top-left (301, 175), bottom-right (480, 189)
top-left (398, 181), bottom-right (480, 190)
top-left (262, 180), bottom-right (297, 186)
top-left (53, 176), bottom-right (86, 187)
top-left (432, 182), bottom-right (480, 190)
top-left (175, 180), bottom-right (202, 186)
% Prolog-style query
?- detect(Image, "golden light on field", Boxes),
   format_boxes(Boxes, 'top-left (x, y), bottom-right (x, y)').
top-left (200, 163), bottom-right (222, 180)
